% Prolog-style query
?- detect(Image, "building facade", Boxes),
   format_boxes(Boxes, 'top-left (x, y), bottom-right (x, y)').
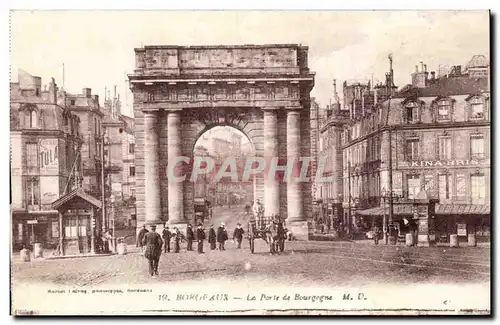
top-left (102, 88), bottom-right (137, 228)
top-left (60, 87), bottom-right (104, 198)
top-left (344, 56), bottom-right (490, 243)
top-left (10, 70), bottom-right (83, 250)
top-left (317, 55), bottom-right (490, 244)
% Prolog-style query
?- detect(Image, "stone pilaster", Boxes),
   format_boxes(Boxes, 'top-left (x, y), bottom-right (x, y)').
top-left (263, 108), bottom-right (280, 217)
top-left (144, 111), bottom-right (162, 225)
top-left (167, 110), bottom-right (184, 224)
top-left (286, 109), bottom-right (304, 222)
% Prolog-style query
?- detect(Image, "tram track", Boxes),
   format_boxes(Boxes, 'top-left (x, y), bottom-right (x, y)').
top-left (290, 242), bottom-right (490, 275)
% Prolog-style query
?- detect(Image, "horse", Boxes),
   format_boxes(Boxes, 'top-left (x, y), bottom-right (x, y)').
top-left (265, 216), bottom-right (286, 254)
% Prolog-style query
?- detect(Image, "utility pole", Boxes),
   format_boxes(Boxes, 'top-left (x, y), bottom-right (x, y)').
top-left (100, 131), bottom-right (106, 235)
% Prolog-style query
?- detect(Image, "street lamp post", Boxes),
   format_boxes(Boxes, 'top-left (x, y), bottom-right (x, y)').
top-left (98, 133), bottom-right (106, 234)
top-left (382, 188), bottom-right (388, 245)
top-left (110, 194), bottom-right (116, 253)
top-left (347, 161), bottom-right (352, 234)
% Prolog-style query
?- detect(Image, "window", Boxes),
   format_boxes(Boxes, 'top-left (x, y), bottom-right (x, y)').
top-left (17, 223), bottom-right (23, 241)
top-left (405, 102), bottom-right (419, 123)
top-left (129, 166), bottom-right (136, 177)
top-left (469, 97), bottom-right (485, 120)
top-left (470, 134), bottom-right (485, 159)
top-left (438, 174), bottom-right (452, 201)
top-left (471, 174), bottom-right (486, 204)
top-left (424, 175), bottom-right (434, 192)
top-left (25, 179), bottom-right (40, 206)
top-left (52, 222), bottom-right (59, 238)
top-left (64, 219), bottom-right (77, 238)
top-left (24, 110), bottom-right (38, 128)
top-left (70, 100), bottom-right (75, 106)
top-left (437, 99), bottom-right (451, 120)
top-left (26, 143), bottom-right (39, 168)
top-left (405, 138), bottom-right (419, 161)
top-left (438, 136), bottom-right (452, 160)
top-left (407, 174), bottom-right (421, 199)
top-left (456, 174), bottom-right (466, 201)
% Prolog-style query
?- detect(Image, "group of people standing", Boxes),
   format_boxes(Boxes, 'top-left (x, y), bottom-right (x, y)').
top-left (137, 221), bottom-right (247, 277)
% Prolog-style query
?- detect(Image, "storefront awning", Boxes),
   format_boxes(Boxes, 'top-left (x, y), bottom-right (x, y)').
top-left (356, 204), bottom-right (490, 217)
top-left (356, 205), bottom-right (414, 216)
top-left (52, 188), bottom-right (102, 211)
top-left (435, 204), bottom-right (490, 215)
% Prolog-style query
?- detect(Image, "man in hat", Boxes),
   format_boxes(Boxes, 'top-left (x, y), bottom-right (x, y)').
top-left (233, 223), bottom-right (245, 249)
top-left (136, 224), bottom-right (148, 252)
top-left (162, 225), bottom-right (172, 253)
top-left (208, 224), bottom-right (216, 250)
top-left (217, 222), bottom-right (228, 251)
top-left (196, 224), bottom-right (206, 254)
top-left (186, 224), bottom-right (194, 251)
top-left (173, 227), bottom-right (185, 253)
top-left (142, 224), bottom-right (163, 277)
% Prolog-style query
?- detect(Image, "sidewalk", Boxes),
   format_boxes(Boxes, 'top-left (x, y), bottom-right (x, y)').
top-left (310, 233), bottom-right (490, 248)
top-left (11, 244), bottom-right (140, 264)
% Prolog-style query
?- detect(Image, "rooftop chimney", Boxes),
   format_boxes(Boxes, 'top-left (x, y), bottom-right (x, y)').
top-left (431, 71), bottom-right (436, 80)
top-left (424, 64), bottom-right (427, 72)
top-left (82, 88), bottom-right (92, 98)
top-left (415, 65), bottom-right (419, 73)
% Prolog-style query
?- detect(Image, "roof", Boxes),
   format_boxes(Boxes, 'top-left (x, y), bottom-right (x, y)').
top-left (396, 75), bottom-right (489, 98)
top-left (10, 102), bottom-right (67, 131)
top-left (52, 188), bottom-right (102, 210)
top-left (120, 114), bottom-right (135, 134)
top-left (465, 55), bottom-right (489, 69)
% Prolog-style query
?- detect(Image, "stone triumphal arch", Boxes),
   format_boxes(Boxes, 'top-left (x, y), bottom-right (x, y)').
top-left (128, 44), bottom-right (315, 239)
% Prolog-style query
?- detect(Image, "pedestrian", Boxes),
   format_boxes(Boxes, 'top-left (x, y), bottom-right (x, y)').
top-left (373, 224), bottom-right (380, 245)
top-left (173, 227), bottom-right (185, 253)
top-left (142, 224), bottom-right (163, 277)
top-left (208, 224), bottom-right (216, 250)
top-left (196, 224), bottom-right (206, 254)
top-left (217, 222), bottom-right (228, 251)
top-left (102, 228), bottom-right (112, 253)
top-left (233, 223), bottom-right (245, 249)
top-left (136, 224), bottom-right (148, 252)
top-left (162, 225), bottom-right (172, 253)
top-left (186, 224), bottom-right (194, 251)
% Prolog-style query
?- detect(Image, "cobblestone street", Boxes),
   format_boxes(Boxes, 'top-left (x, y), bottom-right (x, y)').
top-left (12, 238), bottom-right (490, 289)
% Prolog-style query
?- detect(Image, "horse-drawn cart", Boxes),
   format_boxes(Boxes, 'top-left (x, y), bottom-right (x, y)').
top-left (247, 214), bottom-right (287, 254)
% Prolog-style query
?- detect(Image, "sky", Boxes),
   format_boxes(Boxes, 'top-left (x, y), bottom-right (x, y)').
top-left (10, 10), bottom-right (489, 116)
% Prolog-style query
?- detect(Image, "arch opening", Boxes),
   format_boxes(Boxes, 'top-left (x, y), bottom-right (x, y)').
top-left (190, 125), bottom-right (256, 228)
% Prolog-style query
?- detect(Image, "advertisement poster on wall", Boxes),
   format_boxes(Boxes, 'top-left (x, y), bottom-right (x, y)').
top-left (40, 176), bottom-right (60, 205)
top-left (39, 139), bottom-right (59, 174)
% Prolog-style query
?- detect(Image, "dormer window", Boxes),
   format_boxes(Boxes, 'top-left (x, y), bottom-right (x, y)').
top-left (469, 97), bottom-right (485, 120)
top-left (404, 102), bottom-right (419, 124)
top-left (23, 109), bottom-right (39, 128)
top-left (437, 99), bottom-right (451, 121)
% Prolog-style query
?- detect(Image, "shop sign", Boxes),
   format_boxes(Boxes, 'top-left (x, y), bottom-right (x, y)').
top-left (410, 159), bottom-right (479, 167)
top-left (27, 220), bottom-right (38, 224)
top-left (457, 223), bottom-right (467, 236)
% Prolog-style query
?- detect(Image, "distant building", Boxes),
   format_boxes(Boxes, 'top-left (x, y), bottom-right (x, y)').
top-left (59, 85), bottom-right (104, 198)
top-left (10, 70), bottom-right (83, 250)
top-left (102, 87), bottom-right (137, 228)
